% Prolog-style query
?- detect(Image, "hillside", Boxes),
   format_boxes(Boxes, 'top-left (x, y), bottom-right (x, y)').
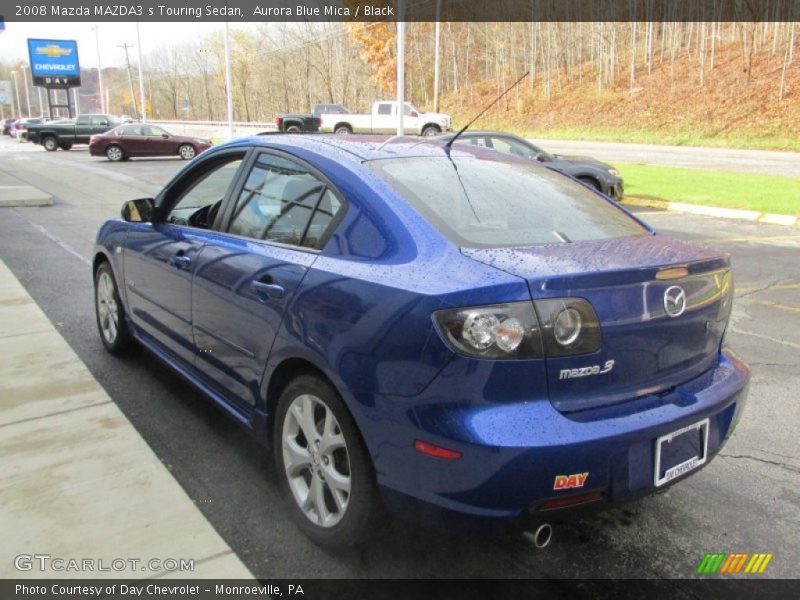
top-left (442, 43), bottom-right (800, 151)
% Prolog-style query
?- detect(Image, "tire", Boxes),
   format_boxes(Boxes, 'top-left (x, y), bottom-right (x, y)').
top-left (106, 145), bottom-right (124, 162)
top-left (94, 262), bottom-right (132, 354)
top-left (42, 136), bottom-right (59, 152)
top-left (334, 124), bottom-right (352, 135)
top-left (274, 374), bottom-right (377, 547)
top-left (179, 144), bottom-right (196, 160)
top-left (59, 143), bottom-right (72, 151)
top-left (285, 125), bottom-right (302, 133)
top-left (578, 176), bottom-right (602, 192)
top-left (421, 125), bottom-right (441, 137)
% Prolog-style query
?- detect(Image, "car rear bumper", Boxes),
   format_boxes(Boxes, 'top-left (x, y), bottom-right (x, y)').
top-left (369, 349), bottom-right (749, 527)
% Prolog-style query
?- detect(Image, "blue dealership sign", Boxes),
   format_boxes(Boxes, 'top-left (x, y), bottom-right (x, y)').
top-left (27, 38), bottom-right (81, 87)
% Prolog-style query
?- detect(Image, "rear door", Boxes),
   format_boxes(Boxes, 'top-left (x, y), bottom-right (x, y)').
top-left (191, 150), bottom-right (345, 407)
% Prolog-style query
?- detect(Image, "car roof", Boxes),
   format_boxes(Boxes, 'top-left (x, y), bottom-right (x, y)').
top-left (227, 133), bottom-right (488, 162)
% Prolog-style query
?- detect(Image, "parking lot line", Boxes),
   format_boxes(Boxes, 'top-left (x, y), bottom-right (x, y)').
top-left (753, 300), bottom-right (800, 315)
top-left (0, 259), bottom-right (253, 579)
top-left (694, 234), bottom-right (800, 244)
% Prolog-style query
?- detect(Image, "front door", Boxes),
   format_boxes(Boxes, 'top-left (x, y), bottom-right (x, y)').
top-left (191, 151), bottom-right (345, 407)
top-left (123, 152), bottom-right (246, 366)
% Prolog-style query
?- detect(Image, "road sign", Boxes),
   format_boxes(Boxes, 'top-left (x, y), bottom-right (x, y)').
top-left (27, 38), bottom-right (81, 88)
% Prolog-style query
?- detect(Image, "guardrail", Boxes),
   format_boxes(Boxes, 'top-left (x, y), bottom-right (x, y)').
top-left (148, 119), bottom-right (278, 139)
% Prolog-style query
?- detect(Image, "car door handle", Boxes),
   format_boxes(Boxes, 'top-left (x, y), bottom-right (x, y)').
top-left (170, 255), bottom-right (192, 268)
top-left (251, 281), bottom-right (285, 300)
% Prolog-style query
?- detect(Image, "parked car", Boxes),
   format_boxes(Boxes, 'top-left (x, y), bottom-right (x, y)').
top-left (276, 104), bottom-right (351, 133)
top-left (27, 114), bottom-right (121, 151)
top-left (11, 117), bottom-right (44, 141)
top-left (89, 124), bottom-right (212, 162)
top-left (319, 101), bottom-right (452, 136)
top-left (2, 118), bottom-right (19, 136)
top-left (441, 131), bottom-right (624, 199)
top-left (93, 134), bottom-right (748, 547)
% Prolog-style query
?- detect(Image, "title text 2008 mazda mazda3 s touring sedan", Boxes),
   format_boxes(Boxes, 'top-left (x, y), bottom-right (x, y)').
top-left (93, 135), bottom-right (749, 547)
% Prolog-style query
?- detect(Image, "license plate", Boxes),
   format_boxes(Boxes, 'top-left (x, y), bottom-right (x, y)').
top-left (654, 418), bottom-right (709, 487)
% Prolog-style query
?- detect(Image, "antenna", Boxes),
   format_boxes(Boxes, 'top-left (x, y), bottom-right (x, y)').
top-left (445, 71), bottom-right (529, 150)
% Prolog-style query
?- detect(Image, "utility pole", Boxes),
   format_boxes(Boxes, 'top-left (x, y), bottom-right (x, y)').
top-left (92, 25), bottom-right (106, 113)
top-left (20, 64), bottom-right (32, 117)
top-left (223, 20), bottom-right (234, 139)
top-left (118, 43), bottom-right (139, 118)
top-left (396, 1), bottom-right (405, 136)
top-left (11, 70), bottom-right (21, 118)
top-left (136, 21), bottom-right (146, 123)
top-left (433, 0), bottom-right (441, 113)
top-left (37, 87), bottom-right (43, 116)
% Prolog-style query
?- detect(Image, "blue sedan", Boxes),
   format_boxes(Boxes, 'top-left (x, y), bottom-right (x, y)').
top-left (93, 134), bottom-right (749, 547)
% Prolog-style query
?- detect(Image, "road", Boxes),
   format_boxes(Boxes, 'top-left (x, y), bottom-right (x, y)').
top-left (0, 137), bottom-right (798, 581)
top-left (528, 138), bottom-right (800, 178)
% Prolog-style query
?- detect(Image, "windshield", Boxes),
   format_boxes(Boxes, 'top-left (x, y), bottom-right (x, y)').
top-left (366, 156), bottom-right (646, 247)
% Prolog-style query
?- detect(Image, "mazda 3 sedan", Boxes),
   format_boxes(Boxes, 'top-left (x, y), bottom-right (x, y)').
top-left (93, 135), bottom-right (749, 547)
top-left (89, 124), bottom-right (212, 161)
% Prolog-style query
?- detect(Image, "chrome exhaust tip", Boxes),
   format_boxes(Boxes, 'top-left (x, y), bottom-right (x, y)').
top-left (524, 523), bottom-right (553, 549)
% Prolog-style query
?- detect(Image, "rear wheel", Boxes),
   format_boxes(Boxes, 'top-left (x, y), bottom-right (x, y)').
top-left (106, 145), bottom-right (124, 162)
top-left (94, 262), bottom-right (132, 354)
top-left (42, 136), bottom-right (58, 152)
top-left (179, 144), bottom-right (196, 160)
top-left (274, 374), bottom-right (377, 547)
top-left (578, 176), bottom-right (601, 192)
top-left (334, 124), bottom-right (352, 135)
top-left (285, 125), bottom-right (302, 133)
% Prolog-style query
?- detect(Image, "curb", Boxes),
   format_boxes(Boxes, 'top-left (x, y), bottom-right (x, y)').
top-left (0, 185), bottom-right (54, 207)
top-left (622, 197), bottom-right (799, 228)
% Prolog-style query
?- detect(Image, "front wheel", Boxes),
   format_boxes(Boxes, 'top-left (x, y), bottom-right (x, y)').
top-left (275, 374), bottom-right (378, 547)
top-left (42, 136), bottom-right (59, 151)
top-left (94, 262), bottom-right (132, 354)
top-left (421, 125), bottom-right (441, 137)
top-left (179, 144), bottom-right (196, 160)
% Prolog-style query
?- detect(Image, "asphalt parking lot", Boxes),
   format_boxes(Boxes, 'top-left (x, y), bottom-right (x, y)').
top-left (0, 137), bottom-right (798, 581)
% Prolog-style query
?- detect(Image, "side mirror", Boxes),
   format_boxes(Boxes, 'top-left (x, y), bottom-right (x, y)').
top-left (410, 111), bottom-right (419, 117)
top-left (536, 154), bottom-right (549, 162)
top-left (121, 198), bottom-right (156, 223)
top-left (99, 121), bottom-right (108, 126)
top-left (161, 134), bottom-right (169, 139)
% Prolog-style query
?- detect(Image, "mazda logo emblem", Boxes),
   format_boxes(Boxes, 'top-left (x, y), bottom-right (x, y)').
top-left (663, 285), bottom-right (687, 318)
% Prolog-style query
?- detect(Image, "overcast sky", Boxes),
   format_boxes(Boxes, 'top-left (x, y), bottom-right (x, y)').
top-left (0, 21), bottom-right (259, 69)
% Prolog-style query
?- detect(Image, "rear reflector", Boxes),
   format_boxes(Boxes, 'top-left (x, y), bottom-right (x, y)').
top-left (413, 439), bottom-right (462, 460)
top-left (539, 491), bottom-right (604, 511)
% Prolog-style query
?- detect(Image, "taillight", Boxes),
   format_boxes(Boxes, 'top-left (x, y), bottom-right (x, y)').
top-left (275, 116), bottom-right (282, 125)
top-left (433, 298), bottom-right (602, 360)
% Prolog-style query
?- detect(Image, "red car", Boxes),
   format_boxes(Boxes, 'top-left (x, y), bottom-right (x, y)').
top-left (89, 124), bottom-right (212, 162)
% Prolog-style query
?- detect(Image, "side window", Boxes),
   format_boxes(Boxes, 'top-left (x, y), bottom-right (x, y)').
top-left (144, 125), bottom-right (167, 136)
top-left (119, 125), bottom-right (141, 136)
top-left (76, 116), bottom-right (91, 126)
top-left (377, 103), bottom-right (392, 116)
top-left (166, 157), bottom-right (244, 226)
top-left (228, 153), bottom-right (343, 249)
top-left (455, 136), bottom-right (487, 147)
top-left (490, 137), bottom-right (536, 159)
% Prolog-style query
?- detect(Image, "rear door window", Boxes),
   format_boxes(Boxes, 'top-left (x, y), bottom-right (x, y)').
top-left (227, 153), bottom-right (343, 249)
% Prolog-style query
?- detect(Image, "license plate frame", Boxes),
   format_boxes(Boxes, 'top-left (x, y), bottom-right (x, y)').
top-left (654, 418), bottom-right (709, 487)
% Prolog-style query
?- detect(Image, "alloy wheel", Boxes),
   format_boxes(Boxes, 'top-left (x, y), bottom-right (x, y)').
top-left (96, 271), bottom-right (119, 344)
top-left (282, 393), bottom-right (351, 528)
top-left (180, 145), bottom-right (196, 160)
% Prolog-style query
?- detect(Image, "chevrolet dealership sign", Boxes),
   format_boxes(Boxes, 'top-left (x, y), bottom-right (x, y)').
top-left (27, 38), bottom-right (81, 87)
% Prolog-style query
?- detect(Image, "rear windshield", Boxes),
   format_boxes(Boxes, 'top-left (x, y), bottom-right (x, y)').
top-left (366, 155), bottom-right (647, 247)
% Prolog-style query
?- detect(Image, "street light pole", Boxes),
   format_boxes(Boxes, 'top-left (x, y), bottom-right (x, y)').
top-left (396, 4), bottom-right (405, 136)
top-left (20, 64), bottom-right (32, 117)
top-left (136, 21), bottom-right (146, 123)
top-left (37, 87), bottom-right (44, 116)
top-left (11, 70), bottom-right (21, 118)
top-left (92, 25), bottom-right (106, 113)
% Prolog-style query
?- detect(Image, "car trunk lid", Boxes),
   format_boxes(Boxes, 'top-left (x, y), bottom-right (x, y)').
top-left (462, 235), bottom-right (733, 412)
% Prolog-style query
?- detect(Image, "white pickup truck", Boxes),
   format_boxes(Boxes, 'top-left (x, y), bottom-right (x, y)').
top-left (319, 101), bottom-right (452, 136)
